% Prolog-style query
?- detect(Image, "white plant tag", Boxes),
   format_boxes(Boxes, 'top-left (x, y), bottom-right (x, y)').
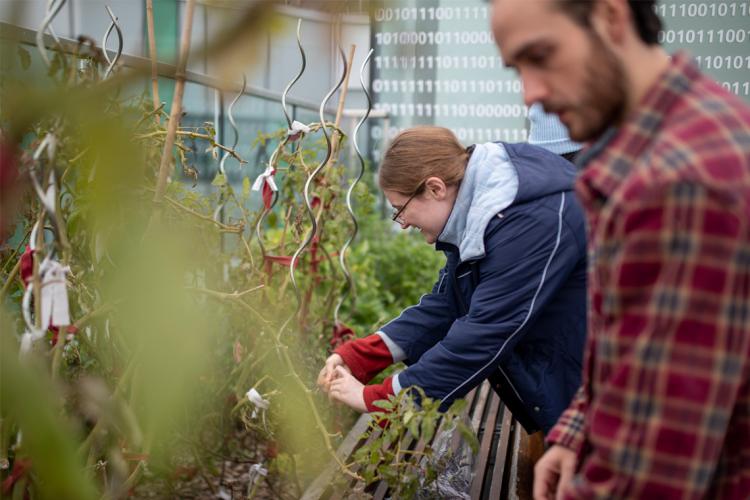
top-left (40, 259), bottom-right (71, 329)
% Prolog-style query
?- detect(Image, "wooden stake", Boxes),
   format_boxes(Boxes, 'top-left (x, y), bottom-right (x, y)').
top-left (152, 0), bottom-right (196, 205)
top-left (328, 44), bottom-right (356, 158)
top-left (146, 0), bottom-right (161, 124)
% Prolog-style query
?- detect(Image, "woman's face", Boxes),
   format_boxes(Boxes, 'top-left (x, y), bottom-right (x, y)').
top-left (384, 177), bottom-right (458, 244)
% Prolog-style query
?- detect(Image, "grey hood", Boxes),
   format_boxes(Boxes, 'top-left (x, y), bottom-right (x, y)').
top-left (438, 142), bottom-right (519, 262)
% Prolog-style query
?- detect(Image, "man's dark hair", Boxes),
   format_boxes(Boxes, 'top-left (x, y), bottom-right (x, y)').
top-left (557, 1), bottom-right (663, 45)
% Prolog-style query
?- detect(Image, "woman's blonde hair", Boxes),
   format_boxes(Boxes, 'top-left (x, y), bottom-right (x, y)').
top-left (378, 126), bottom-right (469, 195)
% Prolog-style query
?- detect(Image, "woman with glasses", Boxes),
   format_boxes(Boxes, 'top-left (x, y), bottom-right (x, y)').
top-left (319, 125), bottom-right (586, 435)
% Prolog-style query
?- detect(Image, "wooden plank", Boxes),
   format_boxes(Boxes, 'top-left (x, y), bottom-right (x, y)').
top-left (469, 392), bottom-right (501, 499)
top-left (506, 423), bottom-right (522, 500)
top-left (470, 382), bottom-right (492, 434)
top-left (515, 429), bottom-right (545, 500)
top-left (488, 408), bottom-right (514, 500)
top-left (301, 413), bottom-right (373, 500)
top-left (371, 475), bottom-right (390, 499)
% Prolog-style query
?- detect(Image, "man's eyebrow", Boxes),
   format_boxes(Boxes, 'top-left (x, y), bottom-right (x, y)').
top-left (507, 43), bottom-right (534, 67)
top-left (506, 36), bottom-right (553, 69)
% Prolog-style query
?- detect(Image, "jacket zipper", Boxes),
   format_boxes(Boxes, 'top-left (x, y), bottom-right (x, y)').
top-left (498, 365), bottom-right (524, 403)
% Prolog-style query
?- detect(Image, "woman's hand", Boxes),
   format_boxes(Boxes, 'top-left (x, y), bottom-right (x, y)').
top-left (317, 353), bottom-right (350, 393)
top-left (328, 366), bottom-right (367, 412)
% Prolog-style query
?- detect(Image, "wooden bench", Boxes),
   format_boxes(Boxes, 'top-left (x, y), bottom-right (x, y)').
top-left (303, 380), bottom-right (545, 499)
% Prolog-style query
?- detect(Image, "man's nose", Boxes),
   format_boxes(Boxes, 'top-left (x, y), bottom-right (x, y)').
top-left (520, 71), bottom-right (549, 107)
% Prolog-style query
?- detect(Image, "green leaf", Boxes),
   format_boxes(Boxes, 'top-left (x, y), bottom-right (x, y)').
top-left (407, 418), bottom-right (419, 437)
top-left (212, 173), bottom-right (227, 186)
top-left (457, 422), bottom-right (480, 454)
top-left (362, 467), bottom-right (374, 484)
top-left (420, 417), bottom-right (435, 443)
top-left (403, 410), bottom-right (413, 425)
top-left (353, 447), bottom-right (369, 462)
top-left (372, 399), bottom-right (393, 410)
top-left (448, 398), bottom-right (468, 414)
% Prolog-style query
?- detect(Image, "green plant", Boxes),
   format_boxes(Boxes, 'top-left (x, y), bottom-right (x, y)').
top-left (350, 387), bottom-right (479, 498)
top-left (0, 5), bottom-right (456, 498)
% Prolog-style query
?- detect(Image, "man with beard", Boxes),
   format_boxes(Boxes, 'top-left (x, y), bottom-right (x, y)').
top-left (492, 0), bottom-right (750, 499)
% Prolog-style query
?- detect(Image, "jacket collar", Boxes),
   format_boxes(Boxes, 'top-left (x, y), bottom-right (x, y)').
top-left (437, 142), bottom-right (519, 262)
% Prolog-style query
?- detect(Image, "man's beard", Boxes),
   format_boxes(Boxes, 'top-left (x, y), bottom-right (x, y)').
top-left (562, 34), bottom-right (628, 143)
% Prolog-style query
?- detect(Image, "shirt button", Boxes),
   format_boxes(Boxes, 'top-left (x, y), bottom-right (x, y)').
top-left (534, 406), bottom-right (540, 412)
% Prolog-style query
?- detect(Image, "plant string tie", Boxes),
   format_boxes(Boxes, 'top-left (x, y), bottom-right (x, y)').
top-left (286, 120), bottom-right (310, 142)
top-left (39, 259), bottom-right (71, 330)
top-left (246, 388), bottom-right (271, 433)
top-left (248, 463), bottom-right (267, 485)
top-left (251, 165), bottom-right (278, 210)
top-left (246, 387), bottom-right (269, 417)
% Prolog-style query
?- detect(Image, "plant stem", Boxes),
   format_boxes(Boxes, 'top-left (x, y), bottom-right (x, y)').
top-left (186, 284), bottom-right (264, 301)
top-left (145, 0), bottom-right (161, 124)
top-left (328, 45), bottom-right (356, 161)
top-left (137, 130), bottom-right (246, 164)
top-left (275, 345), bottom-right (362, 481)
top-left (0, 258), bottom-right (22, 304)
top-left (145, 187), bottom-right (244, 233)
top-left (151, 0), bottom-right (197, 207)
top-left (189, 287), bottom-right (269, 325)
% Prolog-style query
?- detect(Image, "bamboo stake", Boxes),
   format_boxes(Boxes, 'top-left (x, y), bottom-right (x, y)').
top-left (145, 0), bottom-right (161, 124)
top-left (328, 44), bottom-right (356, 160)
top-left (152, 0), bottom-right (197, 206)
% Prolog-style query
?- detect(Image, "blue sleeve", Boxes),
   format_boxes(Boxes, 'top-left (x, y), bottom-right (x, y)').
top-left (397, 192), bottom-right (582, 407)
top-left (379, 264), bottom-right (459, 364)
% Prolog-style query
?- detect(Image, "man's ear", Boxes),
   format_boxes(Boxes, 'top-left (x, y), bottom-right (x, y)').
top-left (591, 0), bottom-right (631, 47)
top-left (423, 177), bottom-right (449, 200)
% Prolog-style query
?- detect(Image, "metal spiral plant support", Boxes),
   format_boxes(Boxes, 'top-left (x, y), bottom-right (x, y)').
top-left (102, 6), bottom-right (123, 79)
top-left (255, 19), bottom-right (307, 261)
top-left (281, 20), bottom-right (307, 130)
top-left (219, 74), bottom-right (246, 176)
top-left (37, 0), bottom-right (67, 67)
top-left (333, 49), bottom-right (373, 325)
top-left (280, 45), bottom-right (347, 333)
top-left (213, 74), bottom-right (246, 223)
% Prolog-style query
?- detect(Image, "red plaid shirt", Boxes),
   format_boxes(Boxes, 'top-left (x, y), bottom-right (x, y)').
top-left (547, 52), bottom-right (750, 499)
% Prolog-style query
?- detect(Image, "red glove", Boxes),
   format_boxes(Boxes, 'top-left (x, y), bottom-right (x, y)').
top-left (363, 376), bottom-right (395, 413)
top-left (334, 334), bottom-right (394, 384)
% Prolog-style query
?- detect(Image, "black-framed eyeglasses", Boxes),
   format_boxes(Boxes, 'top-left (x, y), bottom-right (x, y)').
top-left (391, 181), bottom-right (425, 224)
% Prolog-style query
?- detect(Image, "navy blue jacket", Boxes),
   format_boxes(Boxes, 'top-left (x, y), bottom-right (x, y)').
top-left (380, 142), bottom-right (587, 433)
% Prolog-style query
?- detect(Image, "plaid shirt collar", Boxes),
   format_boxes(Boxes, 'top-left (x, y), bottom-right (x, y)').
top-left (577, 52), bottom-right (700, 202)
